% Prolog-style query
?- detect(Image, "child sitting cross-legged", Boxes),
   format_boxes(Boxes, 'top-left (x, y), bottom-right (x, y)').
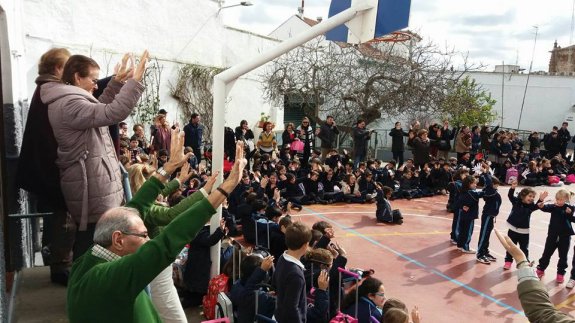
top-left (375, 183), bottom-right (403, 224)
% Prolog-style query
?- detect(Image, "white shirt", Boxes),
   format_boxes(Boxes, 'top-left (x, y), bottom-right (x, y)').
top-left (282, 251), bottom-right (305, 270)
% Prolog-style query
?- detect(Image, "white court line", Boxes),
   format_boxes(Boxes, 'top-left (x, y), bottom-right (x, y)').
top-left (295, 210), bottom-right (547, 254)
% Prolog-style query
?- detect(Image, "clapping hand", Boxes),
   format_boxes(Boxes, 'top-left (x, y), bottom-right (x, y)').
top-left (261, 256), bottom-right (274, 272)
top-left (177, 162), bottom-right (193, 184)
top-left (411, 306), bottom-right (421, 323)
top-left (133, 50), bottom-right (150, 82)
top-left (163, 128), bottom-right (194, 173)
top-left (494, 229), bottom-right (527, 264)
top-left (113, 53), bottom-right (134, 83)
top-left (203, 171), bottom-right (219, 194)
top-left (317, 270), bottom-right (329, 291)
top-left (511, 180), bottom-right (518, 189)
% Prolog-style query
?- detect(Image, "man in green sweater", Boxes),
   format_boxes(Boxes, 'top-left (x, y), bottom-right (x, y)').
top-left (67, 129), bottom-right (247, 323)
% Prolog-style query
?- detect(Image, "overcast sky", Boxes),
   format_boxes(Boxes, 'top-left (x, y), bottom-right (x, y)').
top-left (221, 0), bottom-right (575, 72)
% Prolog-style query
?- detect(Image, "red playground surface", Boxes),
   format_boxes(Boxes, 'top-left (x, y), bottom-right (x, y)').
top-left (292, 186), bottom-right (575, 322)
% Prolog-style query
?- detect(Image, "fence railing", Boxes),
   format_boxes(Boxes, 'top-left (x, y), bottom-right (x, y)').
top-left (273, 125), bottom-right (553, 160)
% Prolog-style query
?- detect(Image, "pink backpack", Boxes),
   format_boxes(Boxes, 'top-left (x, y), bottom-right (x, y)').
top-left (505, 167), bottom-right (519, 184)
top-left (566, 174), bottom-right (575, 184)
top-left (330, 312), bottom-right (358, 323)
top-left (548, 175), bottom-right (561, 185)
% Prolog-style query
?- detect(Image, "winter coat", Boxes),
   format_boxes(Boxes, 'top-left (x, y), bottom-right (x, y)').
top-left (42, 78), bottom-right (144, 230)
top-left (16, 74), bottom-right (67, 209)
top-left (412, 137), bottom-right (431, 166)
top-left (455, 131), bottom-right (472, 153)
top-left (389, 128), bottom-right (408, 152)
top-left (184, 122), bottom-right (204, 149)
top-left (353, 127), bottom-right (371, 156)
top-left (184, 226), bottom-right (225, 293)
top-left (480, 125), bottom-right (499, 151)
top-left (318, 122), bottom-right (339, 149)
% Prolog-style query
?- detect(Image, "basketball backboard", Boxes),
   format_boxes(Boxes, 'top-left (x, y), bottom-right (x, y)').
top-left (325, 0), bottom-right (411, 44)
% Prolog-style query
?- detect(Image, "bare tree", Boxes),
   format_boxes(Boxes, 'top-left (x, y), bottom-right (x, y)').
top-left (171, 64), bottom-right (225, 140)
top-left (262, 35), bottom-right (484, 132)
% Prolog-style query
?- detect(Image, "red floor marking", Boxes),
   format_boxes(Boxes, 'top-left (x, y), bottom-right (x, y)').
top-left (294, 186), bottom-right (575, 322)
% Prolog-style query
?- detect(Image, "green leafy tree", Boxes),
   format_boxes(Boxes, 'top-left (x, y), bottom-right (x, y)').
top-left (442, 76), bottom-right (497, 127)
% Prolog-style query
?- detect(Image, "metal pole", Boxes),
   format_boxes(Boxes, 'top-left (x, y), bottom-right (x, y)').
top-left (517, 26), bottom-right (538, 130)
top-left (501, 60), bottom-right (504, 126)
top-left (209, 4), bottom-right (375, 277)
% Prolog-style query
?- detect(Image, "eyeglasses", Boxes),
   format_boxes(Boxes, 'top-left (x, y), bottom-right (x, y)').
top-left (121, 231), bottom-right (149, 239)
top-left (90, 78), bottom-right (98, 85)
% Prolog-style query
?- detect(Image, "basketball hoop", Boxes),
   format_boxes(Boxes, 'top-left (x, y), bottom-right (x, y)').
top-left (367, 31), bottom-right (412, 43)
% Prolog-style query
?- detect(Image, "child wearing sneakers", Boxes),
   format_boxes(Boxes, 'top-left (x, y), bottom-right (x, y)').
top-left (504, 182), bottom-right (549, 270)
top-left (476, 171), bottom-right (501, 264)
top-left (535, 190), bottom-right (575, 284)
top-left (455, 173), bottom-right (488, 254)
top-left (448, 168), bottom-right (469, 245)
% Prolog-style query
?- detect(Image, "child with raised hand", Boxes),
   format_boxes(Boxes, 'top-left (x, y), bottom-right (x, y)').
top-left (535, 190), bottom-right (575, 284)
top-left (504, 181), bottom-right (548, 270)
top-left (477, 164), bottom-right (502, 264)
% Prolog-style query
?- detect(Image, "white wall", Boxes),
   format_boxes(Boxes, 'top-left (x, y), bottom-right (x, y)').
top-left (268, 15), bottom-right (311, 40)
top-left (17, 0), bottom-right (281, 135)
top-left (468, 71), bottom-right (575, 132)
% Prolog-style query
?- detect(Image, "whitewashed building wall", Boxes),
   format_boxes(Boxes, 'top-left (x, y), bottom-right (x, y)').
top-left (11, 0), bottom-right (280, 134)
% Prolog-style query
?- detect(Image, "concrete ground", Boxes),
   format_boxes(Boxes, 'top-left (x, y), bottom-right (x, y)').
top-left (11, 266), bottom-right (204, 322)
top-left (12, 183), bottom-right (575, 322)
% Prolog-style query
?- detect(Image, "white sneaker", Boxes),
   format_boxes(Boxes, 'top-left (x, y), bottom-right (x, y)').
top-left (461, 248), bottom-right (477, 254)
top-left (567, 279), bottom-right (575, 289)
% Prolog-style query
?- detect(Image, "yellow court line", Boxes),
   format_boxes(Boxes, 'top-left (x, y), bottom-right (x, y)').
top-left (345, 230), bottom-right (450, 237)
top-left (554, 293), bottom-right (575, 310)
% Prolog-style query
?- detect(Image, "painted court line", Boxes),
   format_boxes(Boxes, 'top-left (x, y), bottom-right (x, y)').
top-left (294, 211), bottom-right (547, 250)
top-left (303, 207), bottom-right (525, 316)
top-left (344, 231), bottom-right (450, 237)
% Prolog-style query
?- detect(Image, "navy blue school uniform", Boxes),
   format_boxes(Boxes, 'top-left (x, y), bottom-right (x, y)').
top-left (448, 180), bottom-right (463, 241)
top-left (230, 267), bottom-right (276, 323)
top-left (342, 296), bottom-right (382, 323)
top-left (477, 174), bottom-right (502, 259)
top-left (536, 204), bottom-right (575, 276)
top-left (456, 187), bottom-right (485, 251)
top-left (505, 188), bottom-right (542, 263)
top-left (273, 254), bottom-right (307, 323)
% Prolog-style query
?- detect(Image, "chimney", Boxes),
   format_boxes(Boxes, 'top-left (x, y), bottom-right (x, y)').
top-left (317, 16), bottom-right (323, 22)
top-left (297, 6), bottom-right (303, 17)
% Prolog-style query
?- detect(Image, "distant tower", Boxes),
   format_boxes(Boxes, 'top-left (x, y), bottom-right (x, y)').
top-left (549, 40), bottom-right (560, 73)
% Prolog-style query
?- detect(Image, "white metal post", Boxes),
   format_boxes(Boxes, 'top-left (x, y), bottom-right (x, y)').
top-left (209, 3), bottom-right (374, 277)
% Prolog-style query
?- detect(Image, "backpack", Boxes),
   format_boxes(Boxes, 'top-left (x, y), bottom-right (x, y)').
top-left (505, 167), bottom-right (518, 185)
top-left (203, 274), bottom-right (230, 320)
top-left (215, 291), bottom-right (234, 322)
top-left (330, 312), bottom-right (358, 323)
top-left (566, 174), bottom-right (575, 184)
top-left (548, 175), bottom-right (561, 185)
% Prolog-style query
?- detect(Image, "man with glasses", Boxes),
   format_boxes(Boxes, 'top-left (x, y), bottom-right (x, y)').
top-left (67, 130), bottom-right (247, 323)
